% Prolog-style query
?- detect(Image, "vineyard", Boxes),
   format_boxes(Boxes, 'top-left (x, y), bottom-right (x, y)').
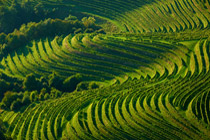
top-left (0, 0), bottom-right (210, 140)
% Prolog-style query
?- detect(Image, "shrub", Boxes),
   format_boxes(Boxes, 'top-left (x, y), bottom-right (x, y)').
top-left (44, 93), bottom-right (50, 100)
top-left (0, 103), bottom-right (7, 110)
top-left (50, 88), bottom-right (62, 98)
top-left (0, 79), bottom-right (10, 101)
top-left (30, 91), bottom-right (38, 102)
top-left (89, 82), bottom-right (99, 89)
top-left (0, 118), bottom-right (7, 140)
top-left (76, 82), bottom-right (89, 91)
top-left (48, 72), bottom-right (63, 90)
top-left (62, 74), bottom-right (83, 92)
top-left (39, 76), bottom-right (49, 90)
top-left (23, 74), bottom-right (41, 91)
top-left (0, 33), bottom-right (6, 44)
top-left (82, 17), bottom-right (96, 28)
top-left (10, 99), bottom-right (22, 111)
top-left (22, 94), bottom-right (30, 105)
top-left (1, 91), bottom-right (18, 109)
top-left (39, 89), bottom-right (46, 101)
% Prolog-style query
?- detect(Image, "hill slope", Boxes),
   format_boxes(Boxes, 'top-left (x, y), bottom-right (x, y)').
top-left (0, 0), bottom-right (210, 140)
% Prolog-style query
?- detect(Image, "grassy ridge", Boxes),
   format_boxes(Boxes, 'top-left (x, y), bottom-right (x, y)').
top-left (0, 33), bottom-right (200, 82)
top-left (1, 71), bottom-right (210, 139)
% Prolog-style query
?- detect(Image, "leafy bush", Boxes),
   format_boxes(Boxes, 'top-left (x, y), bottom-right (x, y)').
top-left (89, 82), bottom-right (99, 89)
top-left (50, 88), bottom-right (62, 98)
top-left (0, 118), bottom-right (12, 140)
top-left (39, 88), bottom-right (47, 101)
top-left (44, 93), bottom-right (50, 100)
top-left (63, 74), bottom-right (83, 92)
top-left (76, 82), bottom-right (89, 91)
top-left (22, 94), bottom-right (30, 105)
top-left (0, 79), bottom-right (10, 101)
top-left (30, 91), bottom-right (38, 102)
top-left (10, 98), bottom-right (22, 111)
top-left (48, 72), bottom-right (63, 90)
top-left (1, 91), bottom-right (19, 109)
top-left (23, 74), bottom-right (41, 91)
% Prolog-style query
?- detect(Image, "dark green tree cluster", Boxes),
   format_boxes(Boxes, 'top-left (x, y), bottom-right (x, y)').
top-left (0, 118), bottom-right (12, 140)
top-left (76, 81), bottom-right (99, 91)
top-left (22, 73), bottom-right (84, 93)
top-left (1, 91), bottom-right (24, 111)
top-left (0, 73), bottom-right (22, 101)
top-left (0, 72), bottom-right (99, 111)
top-left (0, 0), bottom-right (71, 34)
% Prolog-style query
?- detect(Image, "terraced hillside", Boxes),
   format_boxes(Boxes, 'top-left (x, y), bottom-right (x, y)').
top-left (63, 0), bottom-right (210, 33)
top-left (0, 34), bottom-right (194, 81)
top-left (0, 0), bottom-right (210, 140)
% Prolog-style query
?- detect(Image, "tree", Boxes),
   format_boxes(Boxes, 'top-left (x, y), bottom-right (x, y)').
top-left (34, 3), bottom-right (45, 16)
top-left (0, 79), bottom-right (10, 100)
top-left (10, 98), bottom-right (22, 111)
top-left (82, 17), bottom-right (96, 28)
top-left (22, 94), bottom-right (30, 105)
top-left (76, 82), bottom-right (89, 91)
top-left (62, 74), bottom-right (83, 92)
top-left (30, 91), bottom-right (38, 102)
top-left (0, 118), bottom-right (11, 140)
top-left (44, 93), bottom-right (50, 100)
top-left (0, 33), bottom-right (6, 44)
top-left (1, 91), bottom-right (18, 109)
top-left (64, 15), bottom-right (77, 21)
top-left (23, 73), bottom-right (41, 91)
top-left (89, 82), bottom-right (99, 89)
top-left (50, 88), bottom-right (62, 98)
top-left (39, 88), bottom-right (47, 100)
top-left (48, 72), bottom-right (63, 90)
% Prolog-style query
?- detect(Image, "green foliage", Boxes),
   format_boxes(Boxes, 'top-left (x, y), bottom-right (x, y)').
top-left (48, 72), bottom-right (63, 90)
top-left (89, 82), bottom-right (99, 89)
top-left (21, 93), bottom-right (30, 105)
top-left (44, 93), bottom-right (50, 100)
top-left (39, 76), bottom-right (49, 90)
top-left (82, 17), bottom-right (96, 28)
top-left (0, 79), bottom-right (10, 100)
top-left (0, 118), bottom-right (12, 140)
top-left (30, 90), bottom-right (38, 102)
top-left (0, 3), bottom-right (103, 56)
top-left (2, 91), bottom-right (18, 109)
top-left (76, 82), bottom-right (89, 91)
top-left (63, 74), bottom-right (83, 92)
top-left (0, 0), bottom-right (71, 34)
top-left (65, 15), bottom-right (78, 21)
top-left (23, 74), bottom-right (41, 91)
top-left (39, 88), bottom-right (47, 101)
top-left (76, 81), bottom-right (99, 91)
top-left (0, 0), bottom-right (210, 139)
top-left (50, 87), bottom-right (62, 98)
top-left (10, 98), bottom-right (22, 111)
top-left (0, 33), bottom-right (6, 44)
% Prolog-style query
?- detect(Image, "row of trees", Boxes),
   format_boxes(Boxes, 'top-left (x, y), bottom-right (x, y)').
top-left (0, 72), bottom-right (99, 111)
top-left (0, 88), bottom-right (61, 111)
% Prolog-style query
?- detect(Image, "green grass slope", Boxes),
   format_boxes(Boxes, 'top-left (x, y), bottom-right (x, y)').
top-left (0, 34), bottom-right (194, 81)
